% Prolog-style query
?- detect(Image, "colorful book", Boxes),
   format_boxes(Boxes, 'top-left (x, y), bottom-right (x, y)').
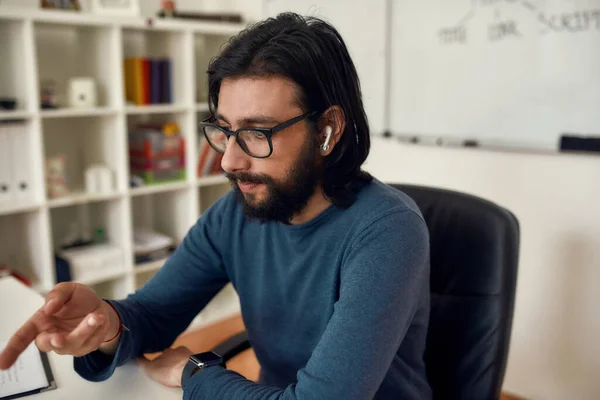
top-left (124, 57), bottom-right (172, 105)
top-left (150, 60), bottom-right (161, 104)
top-left (159, 59), bottom-right (172, 104)
top-left (142, 58), bottom-right (151, 105)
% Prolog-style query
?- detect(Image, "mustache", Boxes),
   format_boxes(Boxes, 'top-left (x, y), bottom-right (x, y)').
top-left (225, 172), bottom-right (272, 185)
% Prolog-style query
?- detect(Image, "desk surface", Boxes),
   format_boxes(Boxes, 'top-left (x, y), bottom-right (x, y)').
top-left (0, 277), bottom-right (182, 400)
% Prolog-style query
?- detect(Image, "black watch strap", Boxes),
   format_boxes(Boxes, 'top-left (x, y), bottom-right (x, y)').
top-left (181, 351), bottom-right (225, 389)
top-left (181, 360), bottom-right (200, 388)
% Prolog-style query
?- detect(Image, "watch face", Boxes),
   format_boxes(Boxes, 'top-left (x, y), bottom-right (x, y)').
top-left (191, 352), bottom-right (222, 367)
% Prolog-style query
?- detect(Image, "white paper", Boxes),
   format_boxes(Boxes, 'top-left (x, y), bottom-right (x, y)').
top-left (0, 342), bottom-right (49, 399)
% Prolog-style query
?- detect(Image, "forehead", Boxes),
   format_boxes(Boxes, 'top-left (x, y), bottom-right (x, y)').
top-left (217, 76), bottom-right (302, 121)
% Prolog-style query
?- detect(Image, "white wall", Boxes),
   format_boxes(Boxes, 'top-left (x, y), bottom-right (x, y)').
top-left (265, 0), bottom-right (389, 134)
top-left (365, 137), bottom-right (600, 400)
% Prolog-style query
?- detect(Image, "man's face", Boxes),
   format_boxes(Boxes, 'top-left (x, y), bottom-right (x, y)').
top-left (217, 76), bottom-right (322, 223)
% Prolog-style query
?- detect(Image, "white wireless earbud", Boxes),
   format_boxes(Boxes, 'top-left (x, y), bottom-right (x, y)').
top-left (321, 126), bottom-right (332, 152)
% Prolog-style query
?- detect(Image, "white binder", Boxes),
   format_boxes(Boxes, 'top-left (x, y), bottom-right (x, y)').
top-left (8, 123), bottom-right (33, 202)
top-left (0, 123), bottom-right (14, 204)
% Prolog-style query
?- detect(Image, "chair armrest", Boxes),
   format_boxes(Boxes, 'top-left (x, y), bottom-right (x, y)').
top-left (212, 330), bottom-right (251, 363)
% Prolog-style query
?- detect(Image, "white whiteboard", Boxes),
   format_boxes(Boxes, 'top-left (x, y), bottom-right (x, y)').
top-left (390, 0), bottom-right (600, 150)
top-left (265, 0), bottom-right (388, 134)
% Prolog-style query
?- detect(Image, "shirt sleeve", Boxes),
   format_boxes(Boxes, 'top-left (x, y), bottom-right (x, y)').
top-left (74, 196), bottom-right (231, 382)
top-left (183, 209), bottom-right (430, 400)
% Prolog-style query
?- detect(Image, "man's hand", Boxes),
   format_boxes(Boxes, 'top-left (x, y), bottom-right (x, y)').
top-left (0, 282), bottom-right (120, 370)
top-left (137, 347), bottom-right (193, 388)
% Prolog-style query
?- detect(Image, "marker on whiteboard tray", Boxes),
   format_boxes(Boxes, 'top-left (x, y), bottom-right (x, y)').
top-left (394, 134), bottom-right (421, 144)
top-left (434, 137), bottom-right (465, 147)
top-left (462, 139), bottom-right (479, 148)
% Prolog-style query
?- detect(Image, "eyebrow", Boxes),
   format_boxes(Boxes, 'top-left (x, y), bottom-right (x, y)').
top-left (214, 112), bottom-right (281, 126)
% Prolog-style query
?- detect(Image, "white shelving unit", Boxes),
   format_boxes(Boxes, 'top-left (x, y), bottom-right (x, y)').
top-left (0, 8), bottom-right (242, 329)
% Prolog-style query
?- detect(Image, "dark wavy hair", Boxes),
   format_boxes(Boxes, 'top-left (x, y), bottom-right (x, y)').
top-left (207, 12), bottom-right (372, 208)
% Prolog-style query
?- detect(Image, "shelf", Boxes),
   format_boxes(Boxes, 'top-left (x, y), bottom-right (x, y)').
top-left (43, 117), bottom-right (123, 198)
top-left (0, 8), bottom-right (244, 298)
top-left (0, 8), bottom-right (246, 34)
top-left (49, 199), bottom-right (128, 264)
top-left (126, 104), bottom-right (189, 115)
top-left (0, 110), bottom-right (32, 121)
top-left (134, 258), bottom-right (167, 275)
top-left (116, 15), bottom-right (245, 35)
top-left (0, 8), bottom-right (114, 27)
top-left (76, 268), bottom-right (126, 287)
top-left (197, 174), bottom-right (228, 187)
top-left (0, 201), bottom-right (42, 217)
top-left (34, 22), bottom-right (119, 109)
top-left (47, 190), bottom-right (123, 209)
top-left (196, 103), bottom-right (210, 113)
top-left (130, 180), bottom-right (191, 196)
top-left (132, 189), bottom-right (193, 245)
top-left (41, 107), bottom-right (118, 119)
top-left (192, 22), bottom-right (246, 36)
top-left (0, 210), bottom-right (51, 291)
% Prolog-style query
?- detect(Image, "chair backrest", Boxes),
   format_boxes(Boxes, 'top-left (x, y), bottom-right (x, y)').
top-left (389, 184), bottom-right (520, 400)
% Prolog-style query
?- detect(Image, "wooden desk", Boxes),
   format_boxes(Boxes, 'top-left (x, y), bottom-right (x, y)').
top-left (174, 315), bottom-right (527, 400)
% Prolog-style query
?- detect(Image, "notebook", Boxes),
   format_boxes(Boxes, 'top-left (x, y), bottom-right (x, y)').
top-left (0, 342), bottom-right (56, 400)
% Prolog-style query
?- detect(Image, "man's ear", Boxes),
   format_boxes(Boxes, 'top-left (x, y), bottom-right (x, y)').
top-left (317, 106), bottom-right (345, 155)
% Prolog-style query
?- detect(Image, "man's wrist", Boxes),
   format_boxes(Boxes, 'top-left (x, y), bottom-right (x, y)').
top-left (101, 301), bottom-right (121, 342)
top-left (97, 301), bottom-right (122, 355)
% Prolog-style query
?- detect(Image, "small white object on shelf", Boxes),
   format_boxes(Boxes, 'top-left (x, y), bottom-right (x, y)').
top-left (67, 77), bottom-right (97, 108)
top-left (85, 164), bottom-right (114, 194)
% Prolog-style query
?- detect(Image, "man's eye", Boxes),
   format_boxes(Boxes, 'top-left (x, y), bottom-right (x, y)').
top-left (253, 131), bottom-right (266, 139)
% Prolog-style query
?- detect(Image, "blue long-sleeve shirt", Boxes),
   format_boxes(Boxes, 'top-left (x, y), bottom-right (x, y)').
top-left (75, 179), bottom-right (432, 399)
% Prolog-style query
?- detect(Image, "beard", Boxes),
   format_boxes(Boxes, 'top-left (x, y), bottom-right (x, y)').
top-left (226, 135), bottom-right (321, 224)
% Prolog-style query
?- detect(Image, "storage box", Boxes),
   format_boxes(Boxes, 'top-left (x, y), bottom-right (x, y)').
top-left (130, 167), bottom-right (186, 184)
top-left (128, 122), bottom-right (186, 185)
top-left (57, 244), bottom-right (123, 282)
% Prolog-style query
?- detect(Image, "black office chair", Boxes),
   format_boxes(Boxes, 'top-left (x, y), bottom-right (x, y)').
top-left (213, 184), bottom-right (520, 400)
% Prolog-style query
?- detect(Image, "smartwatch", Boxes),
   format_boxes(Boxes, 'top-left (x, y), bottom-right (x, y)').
top-left (181, 351), bottom-right (225, 388)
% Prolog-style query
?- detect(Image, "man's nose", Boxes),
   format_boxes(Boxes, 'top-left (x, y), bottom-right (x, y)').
top-left (220, 137), bottom-right (251, 174)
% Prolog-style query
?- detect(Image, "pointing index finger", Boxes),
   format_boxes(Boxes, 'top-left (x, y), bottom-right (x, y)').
top-left (0, 313), bottom-right (41, 370)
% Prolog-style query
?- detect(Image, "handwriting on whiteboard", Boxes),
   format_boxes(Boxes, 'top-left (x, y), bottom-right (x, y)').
top-left (438, 0), bottom-right (600, 44)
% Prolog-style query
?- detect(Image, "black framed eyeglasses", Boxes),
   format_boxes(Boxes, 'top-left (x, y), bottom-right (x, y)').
top-left (199, 111), bottom-right (317, 158)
